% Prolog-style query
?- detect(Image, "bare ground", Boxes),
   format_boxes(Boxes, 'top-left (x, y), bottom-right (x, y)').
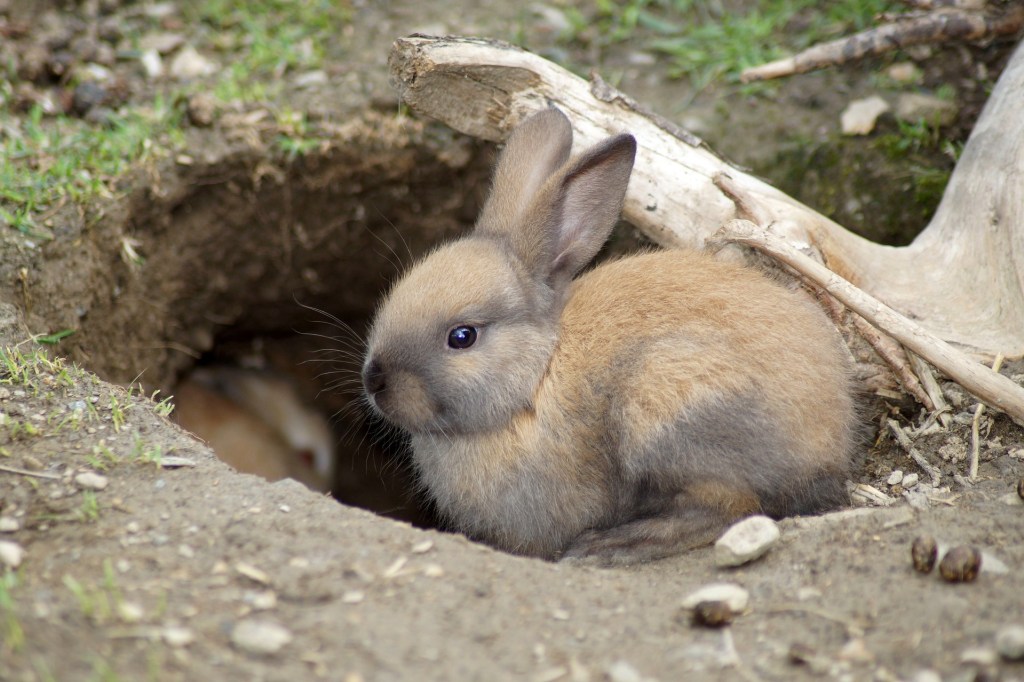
top-left (1, 1), bottom-right (1023, 681)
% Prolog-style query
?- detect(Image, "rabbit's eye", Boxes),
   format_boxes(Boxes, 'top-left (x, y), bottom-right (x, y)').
top-left (447, 325), bottom-right (478, 349)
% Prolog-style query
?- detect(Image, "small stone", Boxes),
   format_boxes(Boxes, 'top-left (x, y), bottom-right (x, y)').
top-left (886, 62), bottom-right (922, 84)
top-left (960, 646), bottom-right (999, 666)
top-left (681, 583), bottom-right (749, 613)
top-left (342, 590), bottom-right (365, 604)
top-left (178, 544), bottom-right (195, 559)
top-left (422, 563), bottom-right (444, 578)
top-left (169, 45), bottom-right (216, 80)
top-left (714, 515), bottom-right (779, 567)
top-left (938, 545), bottom-right (982, 583)
top-left (411, 540), bottom-right (434, 554)
top-left (908, 670), bottom-right (942, 682)
top-left (886, 470), bottom-right (904, 486)
top-left (605, 660), bottom-right (643, 682)
top-left (0, 517), bottom-right (19, 533)
top-left (838, 637), bottom-right (874, 663)
top-left (691, 600), bottom-right (734, 628)
top-left (552, 608), bottom-right (570, 621)
top-left (139, 32), bottom-right (186, 55)
top-left (895, 93), bottom-right (957, 127)
top-left (162, 626), bottom-right (195, 648)
top-left (117, 601), bottom-right (144, 623)
top-left (841, 95), bottom-right (890, 136)
top-left (235, 562), bottom-right (271, 585)
top-left (902, 473), bottom-right (919, 489)
top-left (995, 624), bottom-right (1024, 661)
top-left (0, 541), bottom-right (24, 568)
top-left (74, 471), bottom-right (108, 490)
top-left (231, 619), bottom-right (292, 655)
top-left (186, 93), bottom-right (215, 127)
top-left (245, 590), bottom-right (277, 610)
top-left (911, 535), bottom-right (938, 574)
top-left (139, 49), bottom-right (163, 79)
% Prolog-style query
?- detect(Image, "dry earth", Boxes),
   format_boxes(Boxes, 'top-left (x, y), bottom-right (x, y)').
top-left (1, 1), bottom-right (1023, 681)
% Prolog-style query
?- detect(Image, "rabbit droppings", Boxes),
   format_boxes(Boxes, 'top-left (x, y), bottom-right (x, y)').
top-left (362, 109), bottom-right (855, 564)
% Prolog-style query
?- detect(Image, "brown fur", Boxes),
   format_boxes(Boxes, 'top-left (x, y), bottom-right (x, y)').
top-left (174, 368), bottom-right (333, 492)
top-left (362, 109), bottom-right (855, 563)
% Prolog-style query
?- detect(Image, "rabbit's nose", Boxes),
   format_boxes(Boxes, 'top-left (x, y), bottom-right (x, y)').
top-left (362, 359), bottom-right (386, 396)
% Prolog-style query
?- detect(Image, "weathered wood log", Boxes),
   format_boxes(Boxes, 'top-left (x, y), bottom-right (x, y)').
top-left (388, 35), bottom-right (1024, 363)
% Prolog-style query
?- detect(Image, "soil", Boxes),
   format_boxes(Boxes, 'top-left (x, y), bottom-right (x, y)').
top-left (1, 1), bottom-right (1023, 681)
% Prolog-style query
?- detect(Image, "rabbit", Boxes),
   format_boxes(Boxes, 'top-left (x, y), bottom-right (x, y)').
top-left (361, 108), bottom-right (856, 563)
top-left (175, 367), bottom-right (335, 492)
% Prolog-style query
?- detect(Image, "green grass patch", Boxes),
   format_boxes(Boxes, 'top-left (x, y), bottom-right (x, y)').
top-left (558, 0), bottom-right (898, 89)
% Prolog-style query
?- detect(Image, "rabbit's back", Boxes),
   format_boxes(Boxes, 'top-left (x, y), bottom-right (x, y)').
top-left (553, 249), bottom-right (855, 518)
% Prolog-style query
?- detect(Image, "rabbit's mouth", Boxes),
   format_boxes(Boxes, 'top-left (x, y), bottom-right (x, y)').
top-left (363, 364), bottom-right (443, 435)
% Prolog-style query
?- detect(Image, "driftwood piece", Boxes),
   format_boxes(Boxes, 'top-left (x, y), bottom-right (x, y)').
top-left (388, 35), bottom-right (1024, 362)
top-left (714, 218), bottom-right (1024, 425)
top-left (740, 5), bottom-right (1024, 82)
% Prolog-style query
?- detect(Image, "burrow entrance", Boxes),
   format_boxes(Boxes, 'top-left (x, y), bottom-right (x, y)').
top-left (46, 111), bottom-right (495, 525)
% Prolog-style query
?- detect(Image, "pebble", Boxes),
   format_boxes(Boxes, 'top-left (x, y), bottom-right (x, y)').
top-left (169, 45), bottom-right (217, 80)
top-left (235, 562), bottom-right (271, 585)
top-left (714, 515), bottom-right (779, 567)
top-left (960, 646), bottom-right (999, 666)
top-left (162, 626), bottom-right (195, 648)
top-left (117, 601), bottom-right (144, 623)
top-left (887, 470), bottom-right (904, 486)
top-left (902, 473), bottom-right (920, 489)
top-left (230, 619), bottom-right (293, 655)
top-left (411, 540), bottom-right (434, 554)
top-left (895, 93), bottom-right (957, 127)
top-left (681, 583), bottom-right (749, 613)
top-left (605, 660), bottom-right (643, 682)
top-left (0, 540), bottom-right (25, 568)
top-left (140, 49), bottom-right (163, 79)
top-left (74, 471), bottom-right (109, 490)
top-left (0, 517), bottom-right (19, 533)
top-left (186, 93), bottom-right (215, 127)
top-left (841, 95), bottom-right (890, 136)
top-left (342, 590), bottom-right (365, 604)
top-left (995, 624), bottom-right (1024, 661)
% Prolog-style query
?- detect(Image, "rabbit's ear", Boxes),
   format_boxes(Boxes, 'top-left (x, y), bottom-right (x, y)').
top-left (476, 109), bottom-right (573, 234)
top-left (547, 134), bottom-right (636, 286)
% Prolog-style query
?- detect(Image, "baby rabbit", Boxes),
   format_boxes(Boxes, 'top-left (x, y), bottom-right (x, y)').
top-left (175, 367), bottom-right (334, 492)
top-left (362, 108), bottom-right (855, 563)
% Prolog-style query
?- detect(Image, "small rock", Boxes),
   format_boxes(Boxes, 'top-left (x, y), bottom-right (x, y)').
top-left (235, 562), bottom-right (271, 585)
top-left (0, 517), bottom-right (19, 533)
top-left (995, 624), bottom-right (1024, 661)
top-left (0, 540), bottom-right (25, 568)
top-left (886, 62), bottom-right (922, 84)
top-left (169, 45), bottom-right (217, 80)
top-left (887, 470), bottom-right (904, 486)
top-left (117, 601), bottom-right (144, 623)
top-left (293, 70), bottom-right (328, 88)
top-left (139, 49), bottom-right (163, 79)
top-left (246, 590), bottom-right (277, 610)
top-left (186, 93), bottom-right (216, 127)
top-left (605, 660), bottom-right (643, 682)
top-left (162, 626), bottom-right (195, 648)
top-left (681, 583), bottom-right (749, 613)
top-left (840, 95), bottom-right (890, 136)
top-left (74, 471), bottom-right (109, 490)
top-left (895, 93), bottom-right (957, 127)
top-left (139, 32), bottom-right (186, 55)
top-left (230, 619), bottom-right (292, 655)
top-left (902, 473), bottom-right (920, 488)
top-left (411, 540), bottom-right (434, 554)
top-left (342, 590), bottom-right (365, 604)
top-left (838, 637), bottom-right (874, 663)
top-left (422, 563), bottom-right (444, 578)
top-left (714, 515), bottom-right (779, 567)
top-left (960, 646), bottom-right (999, 666)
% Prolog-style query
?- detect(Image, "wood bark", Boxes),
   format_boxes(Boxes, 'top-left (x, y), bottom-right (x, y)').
top-left (388, 35), bottom-right (1024, 363)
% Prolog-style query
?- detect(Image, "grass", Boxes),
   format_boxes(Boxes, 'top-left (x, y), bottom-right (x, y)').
top-left (0, 571), bottom-right (25, 654)
top-left (556, 0), bottom-right (899, 89)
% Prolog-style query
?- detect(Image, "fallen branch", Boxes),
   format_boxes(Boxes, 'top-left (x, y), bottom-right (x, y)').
top-left (389, 35), bottom-right (1024, 360)
top-left (969, 354), bottom-right (1005, 480)
top-left (0, 463), bottom-right (62, 480)
top-left (712, 217), bottom-right (1024, 426)
top-left (741, 4), bottom-right (1024, 82)
top-left (888, 419), bottom-right (943, 486)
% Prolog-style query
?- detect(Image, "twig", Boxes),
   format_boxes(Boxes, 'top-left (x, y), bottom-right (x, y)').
top-left (969, 353), bottom-right (1005, 481)
top-left (906, 352), bottom-right (952, 429)
top-left (712, 215), bottom-right (1024, 427)
top-left (741, 6), bottom-right (1024, 81)
top-left (0, 463), bottom-right (62, 480)
top-left (851, 314), bottom-right (935, 411)
top-left (887, 419), bottom-right (943, 486)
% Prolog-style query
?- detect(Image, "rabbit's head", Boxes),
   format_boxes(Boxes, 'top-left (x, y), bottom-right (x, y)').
top-left (363, 109), bottom-right (636, 436)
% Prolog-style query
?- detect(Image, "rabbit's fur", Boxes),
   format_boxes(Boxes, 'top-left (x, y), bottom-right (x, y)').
top-left (363, 109), bottom-right (855, 563)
